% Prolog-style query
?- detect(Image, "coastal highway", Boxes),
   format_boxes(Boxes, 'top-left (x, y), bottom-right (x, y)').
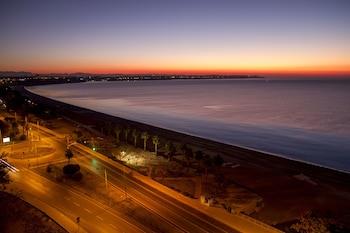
top-left (72, 146), bottom-right (238, 233)
top-left (8, 168), bottom-right (145, 233)
top-left (31, 124), bottom-right (239, 233)
top-left (30, 123), bottom-right (281, 233)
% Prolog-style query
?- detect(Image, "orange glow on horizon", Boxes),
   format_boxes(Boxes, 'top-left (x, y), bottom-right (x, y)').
top-left (26, 66), bottom-right (350, 77)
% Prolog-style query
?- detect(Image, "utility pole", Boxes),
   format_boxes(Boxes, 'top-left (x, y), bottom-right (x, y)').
top-left (124, 166), bottom-right (127, 199)
top-left (76, 217), bottom-right (80, 233)
top-left (104, 169), bottom-right (108, 192)
top-left (105, 168), bottom-right (112, 206)
top-left (36, 121), bottom-right (40, 141)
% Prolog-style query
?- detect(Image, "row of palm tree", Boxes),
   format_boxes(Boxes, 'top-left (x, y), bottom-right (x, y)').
top-left (114, 126), bottom-right (160, 154)
top-left (112, 126), bottom-right (224, 169)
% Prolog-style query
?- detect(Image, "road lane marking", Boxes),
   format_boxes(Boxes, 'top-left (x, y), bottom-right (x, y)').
top-left (64, 197), bottom-right (71, 201)
top-left (109, 223), bottom-right (117, 229)
top-left (84, 208), bottom-right (92, 214)
top-left (73, 202), bottom-right (81, 207)
top-left (24, 169), bottom-right (146, 233)
top-left (96, 216), bottom-right (104, 221)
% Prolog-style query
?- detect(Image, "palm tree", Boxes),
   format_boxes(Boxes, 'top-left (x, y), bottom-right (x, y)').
top-left (184, 147), bottom-right (193, 166)
top-left (180, 143), bottom-right (188, 155)
top-left (164, 141), bottom-right (171, 157)
top-left (203, 154), bottom-right (212, 192)
top-left (124, 127), bottom-right (130, 143)
top-left (132, 129), bottom-right (139, 147)
top-left (114, 126), bottom-right (122, 144)
top-left (65, 149), bottom-right (74, 164)
top-left (164, 141), bottom-right (176, 160)
top-left (152, 135), bottom-right (160, 155)
top-left (11, 121), bottom-right (18, 137)
top-left (168, 142), bottom-right (176, 161)
top-left (195, 150), bottom-right (204, 169)
top-left (141, 131), bottom-right (149, 151)
top-left (213, 154), bottom-right (224, 167)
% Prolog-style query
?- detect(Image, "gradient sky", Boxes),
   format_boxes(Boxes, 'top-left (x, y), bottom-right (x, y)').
top-left (1, 0), bottom-right (349, 76)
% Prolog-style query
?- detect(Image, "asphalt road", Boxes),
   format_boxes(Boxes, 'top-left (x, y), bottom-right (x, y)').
top-left (73, 147), bottom-right (239, 233)
top-left (34, 124), bottom-right (239, 233)
top-left (9, 168), bottom-right (145, 233)
top-left (25, 123), bottom-right (281, 233)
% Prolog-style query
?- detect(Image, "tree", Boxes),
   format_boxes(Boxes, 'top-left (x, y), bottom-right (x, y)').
top-left (290, 211), bottom-right (336, 233)
top-left (195, 150), bottom-right (204, 169)
top-left (213, 154), bottom-right (224, 167)
top-left (169, 143), bottom-right (176, 160)
top-left (104, 122), bottom-right (112, 136)
top-left (180, 143), bottom-right (188, 155)
top-left (152, 135), bottom-right (160, 155)
top-left (124, 127), bottom-right (130, 143)
top-left (184, 147), bottom-right (193, 166)
top-left (0, 120), bottom-right (9, 137)
top-left (132, 129), bottom-right (139, 147)
top-left (195, 150), bottom-right (203, 161)
top-left (141, 131), bottom-right (149, 151)
top-left (0, 163), bottom-right (9, 184)
top-left (0, 152), bottom-right (10, 185)
top-left (164, 141), bottom-right (176, 160)
top-left (114, 126), bottom-right (122, 144)
top-left (203, 154), bottom-right (213, 192)
top-left (11, 121), bottom-right (19, 135)
top-left (65, 149), bottom-right (74, 163)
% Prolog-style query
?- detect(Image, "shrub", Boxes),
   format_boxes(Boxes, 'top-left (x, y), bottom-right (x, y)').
top-left (72, 172), bottom-right (83, 181)
top-left (63, 164), bottom-right (80, 176)
top-left (46, 165), bottom-right (52, 173)
top-left (19, 134), bottom-right (26, 141)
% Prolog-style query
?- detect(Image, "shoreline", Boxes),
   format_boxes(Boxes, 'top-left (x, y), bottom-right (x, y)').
top-left (19, 85), bottom-right (350, 185)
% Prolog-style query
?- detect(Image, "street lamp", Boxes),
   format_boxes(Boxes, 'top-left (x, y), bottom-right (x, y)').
top-left (121, 150), bottom-right (126, 158)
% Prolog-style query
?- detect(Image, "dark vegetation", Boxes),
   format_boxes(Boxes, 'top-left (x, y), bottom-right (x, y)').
top-left (63, 164), bottom-right (80, 176)
top-left (0, 191), bottom-right (67, 233)
top-left (0, 152), bottom-right (10, 186)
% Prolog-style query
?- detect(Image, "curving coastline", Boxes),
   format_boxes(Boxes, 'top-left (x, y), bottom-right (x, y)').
top-left (19, 85), bottom-right (350, 186)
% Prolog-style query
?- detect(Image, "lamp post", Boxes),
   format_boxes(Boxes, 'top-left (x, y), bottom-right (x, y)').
top-left (76, 217), bottom-right (80, 232)
top-left (120, 150), bottom-right (127, 199)
top-left (104, 168), bottom-right (108, 192)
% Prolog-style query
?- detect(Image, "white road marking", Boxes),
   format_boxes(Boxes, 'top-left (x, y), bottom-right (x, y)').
top-left (109, 223), bottom-right (117, 229)
top-left (73, 202), bottom-right (81, 207)
top-left (96, 216), bottom-right (104, 221)
top-left (84, 208), bottom-right (92, 214)
top-left (64, 197), bottom-right (71, 201)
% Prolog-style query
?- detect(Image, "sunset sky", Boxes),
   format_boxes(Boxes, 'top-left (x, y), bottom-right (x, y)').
top-left (1, 0), bottom-right (349, 76)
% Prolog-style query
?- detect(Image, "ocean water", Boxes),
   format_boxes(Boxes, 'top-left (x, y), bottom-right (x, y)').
top-left (28, 79), bottom-right (350, 172)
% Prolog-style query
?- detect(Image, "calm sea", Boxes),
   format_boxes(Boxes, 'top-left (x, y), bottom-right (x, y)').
top-left (28, 79), bottom-right (350, 172)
